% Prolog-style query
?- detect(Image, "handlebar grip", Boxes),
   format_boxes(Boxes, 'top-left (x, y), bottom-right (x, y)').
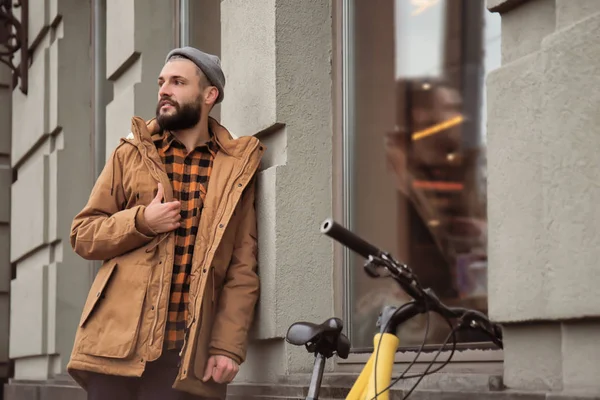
top-left (320, 218), bottom-right (383, 260)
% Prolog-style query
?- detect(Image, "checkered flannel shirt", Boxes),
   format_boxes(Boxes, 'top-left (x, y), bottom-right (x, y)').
top-left (154, 130), bottom-right (218, 351)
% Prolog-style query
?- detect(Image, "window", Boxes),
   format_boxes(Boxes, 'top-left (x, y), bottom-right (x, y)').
top-left (342, 0), bottom-right (501, 350)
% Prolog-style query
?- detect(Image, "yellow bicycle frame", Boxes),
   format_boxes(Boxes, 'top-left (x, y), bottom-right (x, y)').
top-left (345, 333), bottom-right (400, 400)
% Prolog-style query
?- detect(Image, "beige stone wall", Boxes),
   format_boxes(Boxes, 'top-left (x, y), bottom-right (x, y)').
top-left (6, 0), bottom-right (176, 382)
top-left (6, 0), bottom-right (600, 397)
top-left (220, 0), bottom-right (335, 380)
top-left (487, 0), bottom-right (600, 395)
top-left (7, 0), bottom-right (93, 380)
top-left (105, 0), bottom-right (175, 157)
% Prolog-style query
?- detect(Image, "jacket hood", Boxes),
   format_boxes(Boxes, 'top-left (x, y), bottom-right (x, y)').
top-left (126, 116), bottom-right (260, 160)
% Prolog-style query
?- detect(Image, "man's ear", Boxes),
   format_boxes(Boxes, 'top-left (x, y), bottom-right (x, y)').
top-left (205, 86), bottom-right (219, 106)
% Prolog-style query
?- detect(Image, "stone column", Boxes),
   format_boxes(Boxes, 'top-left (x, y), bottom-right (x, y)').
top-left (105, 0), bottom-right (175, 156)
top-left (7, 0), bottom-right (93, 389)
top-left (487, 0), bottom-right (600, 396)
top-left (220, 0), bottom-right (335, 381)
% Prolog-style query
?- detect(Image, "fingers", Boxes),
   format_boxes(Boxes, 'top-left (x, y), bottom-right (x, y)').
top-left (202, 356), bottom-right (217, 382)
top-left (154, 202), bottom-right (181, 233)
top-left (146, 183), bottom-right (183, 233)
top-left (168, 205), bottom-right (181, 226)
top-left (150, 183), bottom-right (179, 209)
top-left (224, 363), bottom-right (239, 383)
top-left (165, 200), bottom-right (181, 211)
top-left (167, 211), bottom-right (181, 231)
top-left (159, 201), bottom-right (180, 218)
top-left (151, 183), bottom-right (164, 205)
top-left (202, 356), bottom-right (239, 384)
top-left (211, 356), bottom-right (239, 384)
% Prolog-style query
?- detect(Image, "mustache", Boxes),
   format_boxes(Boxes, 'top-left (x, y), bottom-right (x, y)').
top-left (159, 98), bottom-right (177, 107)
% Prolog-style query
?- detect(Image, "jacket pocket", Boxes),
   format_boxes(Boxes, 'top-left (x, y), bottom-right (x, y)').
top-left (79, 261), bottom-right (118, 327)
top-left (78, 260), bottom-right (151, 359)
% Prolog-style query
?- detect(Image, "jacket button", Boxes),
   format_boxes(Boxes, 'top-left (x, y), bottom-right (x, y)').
top-left (96, 292), bottom-right (101, 297)
top-left (203, 269), bottom-right (207, 273)
top-left (238, 183), bottom-right (242, 187)
top-left (151, 305), bottom-right (155, 311)
top-left (219, 224), bottom-right (224, 228)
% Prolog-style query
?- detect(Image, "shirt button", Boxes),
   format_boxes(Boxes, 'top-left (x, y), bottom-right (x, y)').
top-left (238, 183), bottom-right (242, 187)
top-left (151, 305), bottom-right (155, 311)
top-left (219, 224), bottom-right (224, 228)
top-left (96, 292), bottom-right (101, 297)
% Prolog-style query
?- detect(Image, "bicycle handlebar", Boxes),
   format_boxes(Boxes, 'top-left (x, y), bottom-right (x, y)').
top-left (321, 218), bottom-right (383, 260)
top-left (320, 218), bottom-right (503, 348)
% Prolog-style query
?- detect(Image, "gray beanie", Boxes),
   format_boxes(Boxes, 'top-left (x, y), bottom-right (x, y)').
top-left (165, 46), bottom-right (226, 104)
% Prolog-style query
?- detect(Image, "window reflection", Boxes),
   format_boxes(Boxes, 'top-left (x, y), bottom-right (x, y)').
top-left (348, 0), bottom-right (500, 349)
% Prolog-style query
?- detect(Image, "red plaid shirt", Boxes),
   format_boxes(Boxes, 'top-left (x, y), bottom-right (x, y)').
top-left (154, 130), bottom-right (218, 350)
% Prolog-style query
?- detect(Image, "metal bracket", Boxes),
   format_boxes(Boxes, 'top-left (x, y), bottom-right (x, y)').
top-left (0, 0), bottom-right (28, 94)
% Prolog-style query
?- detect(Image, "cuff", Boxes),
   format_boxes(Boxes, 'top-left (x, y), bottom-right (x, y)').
top-left (209, 347), bottom-right (243, 365)
top-left (135, 206), bottom-right (157, 237)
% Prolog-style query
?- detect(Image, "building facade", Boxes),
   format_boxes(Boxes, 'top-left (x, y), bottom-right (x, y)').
top-left (1, 0), bottom-right (600, 399)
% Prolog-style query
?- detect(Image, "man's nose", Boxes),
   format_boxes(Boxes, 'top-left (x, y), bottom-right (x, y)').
top-left (158, 83), bottom-right (172, 98)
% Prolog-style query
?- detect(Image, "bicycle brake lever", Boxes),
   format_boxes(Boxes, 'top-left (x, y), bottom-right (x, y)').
top-left (363, 258), bottom-right (381, 277)
top-left (459, 313), bottom-right (504, 349)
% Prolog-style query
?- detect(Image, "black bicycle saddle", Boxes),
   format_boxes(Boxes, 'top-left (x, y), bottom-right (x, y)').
top-left (285, 317), bottom-right (350, 359)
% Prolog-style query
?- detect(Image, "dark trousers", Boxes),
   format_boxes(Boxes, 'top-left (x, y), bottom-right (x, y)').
top-left (87, 349), bottom-right (216, 400)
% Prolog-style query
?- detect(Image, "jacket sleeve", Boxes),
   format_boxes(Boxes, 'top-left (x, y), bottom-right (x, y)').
top-left (209, 178), bottom-right (260, 365)
top-left (70, 146), bottom-right (158, 261)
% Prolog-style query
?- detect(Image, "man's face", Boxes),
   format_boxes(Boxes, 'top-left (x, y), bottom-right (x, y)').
top-left (156, 59), bottom-right (205, 131)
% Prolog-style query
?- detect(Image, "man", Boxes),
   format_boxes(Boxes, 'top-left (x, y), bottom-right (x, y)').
top-left (67, 47), bottom-right (265, 400)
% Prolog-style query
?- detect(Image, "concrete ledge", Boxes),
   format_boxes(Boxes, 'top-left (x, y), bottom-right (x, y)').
top-left (6, 375), bottom-right (600, 400)
top-left (4, 381), bottom-right (86, 400)
top-left (488, 0), bottom-right (529, 13)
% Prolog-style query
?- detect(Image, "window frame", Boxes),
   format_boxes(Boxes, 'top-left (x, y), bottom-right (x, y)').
top-left (333, 0), bottom-right (503, 365)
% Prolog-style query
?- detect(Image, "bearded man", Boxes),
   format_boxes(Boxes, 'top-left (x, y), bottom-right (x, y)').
top-left (67, 47), bottom-right (265, 400)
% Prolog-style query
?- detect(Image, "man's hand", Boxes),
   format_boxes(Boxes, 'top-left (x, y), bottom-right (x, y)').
top-left (202, 355), bottom-right (239, 384)
top-left (143, 183), bottom-right (181, 233)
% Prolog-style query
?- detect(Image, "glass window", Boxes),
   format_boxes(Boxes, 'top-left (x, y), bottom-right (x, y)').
top-left (343, 0), bottom-right (501, 350)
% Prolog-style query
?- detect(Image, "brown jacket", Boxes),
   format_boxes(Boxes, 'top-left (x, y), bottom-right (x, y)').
top-left (67, 116), bottom-right (265, 398)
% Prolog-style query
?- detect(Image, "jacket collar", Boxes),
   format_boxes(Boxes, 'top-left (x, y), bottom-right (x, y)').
top-left (154, 127), bottom-right (219, 156)
top-left (130, 116), bottom-right (255, 159)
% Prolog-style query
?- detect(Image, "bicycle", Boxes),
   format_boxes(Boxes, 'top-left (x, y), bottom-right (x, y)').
top-left (285, 218), bottom-right (503, 400)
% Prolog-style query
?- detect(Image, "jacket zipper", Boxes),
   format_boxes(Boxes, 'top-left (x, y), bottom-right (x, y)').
top-left (188, 143), bottom-right (259, 320)
top-left (179, 317), bottom-right (194, 358)
top-left (178, 266), bottom-right (213, 366)
top-left (180, 141), bottom-right (261, 363)
top-left (149, 261), bottom-right (166, 346)
top-left (127, 126), bottom-right (178, 351)
top-left (139, 142), bottom-right (173, 348)
top-left (212, 267), bottom-right (215, 303)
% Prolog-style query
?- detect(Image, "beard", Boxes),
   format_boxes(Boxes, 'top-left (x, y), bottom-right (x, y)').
top-left (156, 96), bottom-right (202, 131)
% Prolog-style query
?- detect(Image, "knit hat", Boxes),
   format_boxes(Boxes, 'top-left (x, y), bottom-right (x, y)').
top-left (165, 47), bottom-right (226, 104)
